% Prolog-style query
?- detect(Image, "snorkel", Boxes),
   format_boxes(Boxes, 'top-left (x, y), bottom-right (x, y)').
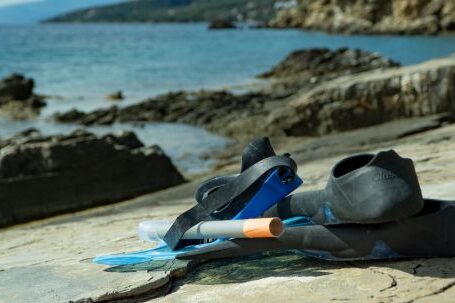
top-left (93, 137), bottom-right (303, 266)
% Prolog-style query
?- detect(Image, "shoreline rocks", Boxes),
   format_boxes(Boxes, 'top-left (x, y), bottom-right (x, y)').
top-left (0, 129), bottom-right (185, 227)
top-left (270, 0), bottom-right (455, 35)
top-left (0, 74), bottom-right (46, 119)
top-left (53, 48), bottom-right (398, 139)
top-left (51, 49), bottom-right (455, 141)
top-left (54, 90), bottom-right (291, 138)
top-left (267, 56), bottom-right (455, 136)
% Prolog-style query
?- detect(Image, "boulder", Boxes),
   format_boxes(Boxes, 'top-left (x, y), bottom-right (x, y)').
top-left (0, 129), bottom-right (185, 227)
top-left (0, 73), bottom-right (46, 118)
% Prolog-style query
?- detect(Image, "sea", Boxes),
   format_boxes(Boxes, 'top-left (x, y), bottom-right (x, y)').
top-left (1, 23), bottom-right (455, 173)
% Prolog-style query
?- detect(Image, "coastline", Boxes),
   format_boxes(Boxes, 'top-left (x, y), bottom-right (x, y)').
top-left (1, 34), bottom-right (455, 173)
top-left (2, 14), bottom-right (455, 303)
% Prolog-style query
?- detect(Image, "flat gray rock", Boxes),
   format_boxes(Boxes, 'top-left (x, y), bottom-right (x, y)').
top-left (0, 180), bottom-right (200, 303)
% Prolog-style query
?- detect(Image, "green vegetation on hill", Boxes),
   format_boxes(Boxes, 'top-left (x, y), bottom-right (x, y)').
top-left (45, 0), bottom-right (278, 23)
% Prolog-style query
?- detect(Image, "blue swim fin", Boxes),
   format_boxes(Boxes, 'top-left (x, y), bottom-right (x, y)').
top-left (93, 217), bottom-right (309, 266)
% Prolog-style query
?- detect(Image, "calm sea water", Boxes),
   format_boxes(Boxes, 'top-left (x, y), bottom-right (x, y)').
top-left (1, 23), bottom-right (455, 172)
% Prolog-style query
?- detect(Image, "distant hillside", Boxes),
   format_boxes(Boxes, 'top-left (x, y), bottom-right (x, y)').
top-left (0, 0), bottom-right (127, 24)
top-left (46, 0), bottom-right (278, 23)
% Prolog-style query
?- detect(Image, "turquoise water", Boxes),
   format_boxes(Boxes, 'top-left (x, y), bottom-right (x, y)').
top-left (1, 23), bottom-right (455, 172)
top-left (1, 24), bottom-right (455, 102)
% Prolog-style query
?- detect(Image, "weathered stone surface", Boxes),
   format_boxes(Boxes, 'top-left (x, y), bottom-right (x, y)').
top-left (3, 123), bottom-right (455, 303)
top-left (270, 0), bottom-right (455, 35)
top-left (0, 74), bottom-right (46, 119)
top-left (0, 129), bottom-right (184, 227)
top-left (269, 56), bottom-right (455, 136)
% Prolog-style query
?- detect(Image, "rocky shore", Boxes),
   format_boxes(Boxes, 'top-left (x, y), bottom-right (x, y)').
top-left (0, 73), bottom-right (46, 119)
top-left (53, 48), bottom-right (400, 139)
top-left (53, 48), bottom-right (455, 141)
top-left (270, 0), bottom-right (455, 35)
top-left (0, 129), bottom-right (184, 227)
top-left (2, 121), bottom-right (455, 302)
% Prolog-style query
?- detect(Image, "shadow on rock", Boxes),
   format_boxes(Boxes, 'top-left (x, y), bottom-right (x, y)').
top-left (182, 253), bottom-right (455, 287)
top-left (102, 251), bottom-right (455, 291)
top-left (182, 251), bottom-right (341, 285)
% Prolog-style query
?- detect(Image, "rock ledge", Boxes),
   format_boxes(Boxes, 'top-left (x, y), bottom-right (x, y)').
top-left (0, 129), bottom-right (185, 227)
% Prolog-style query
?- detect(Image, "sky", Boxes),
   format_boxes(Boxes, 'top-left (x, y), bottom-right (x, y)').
top-left (0, 0), bottom-right (127, 24)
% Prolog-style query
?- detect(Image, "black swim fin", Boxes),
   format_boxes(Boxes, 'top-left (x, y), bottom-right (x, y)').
top-left (163, 137), bottom-right (298, 250)
top-left (265, 150), bottom-right (424, 224)
top-left (178, 199), bottom-right (455, 261)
